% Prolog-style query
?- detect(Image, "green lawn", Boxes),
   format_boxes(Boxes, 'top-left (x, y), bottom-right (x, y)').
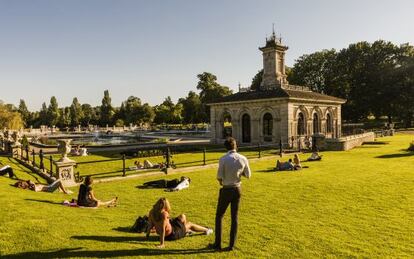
top-left (0, 134), bottom-right (413, 258)
top-left (39, 146), bottom-right (276, 179)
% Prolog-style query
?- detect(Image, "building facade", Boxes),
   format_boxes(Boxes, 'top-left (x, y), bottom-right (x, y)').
top-left (208, 32), bottom-right (346, 147)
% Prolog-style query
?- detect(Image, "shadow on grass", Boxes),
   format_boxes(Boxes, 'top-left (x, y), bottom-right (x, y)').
top-left (71, 234), bottom-right (159, 242)
top-left (112, 226), bottom-right (132, 233)
top-left (375, 151), bottom-right (414, 159)
top-left (2, 246), bottom-right (217, 258)
top-left (256, 168), bottom-right (276, 173)
top-left (25, 198), bottom-right (62, 205)
top-left (363, 141), bottom-right (389, 145)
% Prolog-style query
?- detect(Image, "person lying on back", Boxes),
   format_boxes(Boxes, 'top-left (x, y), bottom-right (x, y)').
top-left (0, 165), bottom-right (17, 179)
top-left (275, 159), bottom-right (295, 171)
top-left (14, 178), bottom-right (72, 194)
top-left (142, 177), bottom-right (190, 191)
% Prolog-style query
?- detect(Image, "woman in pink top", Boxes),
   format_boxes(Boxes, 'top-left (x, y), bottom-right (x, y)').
top-left (147, 198), bottom-right (213, 248)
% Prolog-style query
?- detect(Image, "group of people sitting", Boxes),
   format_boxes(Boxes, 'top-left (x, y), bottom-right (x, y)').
top-left (71, 145), bottom-right (88, 156)
top-left (275, 151), bottom-right (322, 171)
top-left (131, 160), bottom-right (176, 170)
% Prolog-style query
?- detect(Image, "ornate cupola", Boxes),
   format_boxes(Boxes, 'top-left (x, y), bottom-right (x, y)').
top-left (259, 27), bottom-right (289, 90)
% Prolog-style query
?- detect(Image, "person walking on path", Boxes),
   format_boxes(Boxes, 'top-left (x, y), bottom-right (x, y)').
top-left (209, 137), bottom-right (251, 251)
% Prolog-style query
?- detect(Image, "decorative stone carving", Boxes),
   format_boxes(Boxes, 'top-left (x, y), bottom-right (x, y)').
top-left (57, 139), bottom-right (74, 163)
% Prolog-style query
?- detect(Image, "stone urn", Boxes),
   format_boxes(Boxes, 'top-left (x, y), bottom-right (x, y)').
top-left (57, 139), bottom-right (74, 162)
top-left (11, 131), bottom-right (21, 145)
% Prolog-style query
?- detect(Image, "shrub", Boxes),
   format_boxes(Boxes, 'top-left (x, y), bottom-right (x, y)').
top-left (408, 141), bottom-right (414, 152)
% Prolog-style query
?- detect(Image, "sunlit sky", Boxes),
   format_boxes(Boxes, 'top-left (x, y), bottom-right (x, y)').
top-left (0, 0), bottom-right (413, 110)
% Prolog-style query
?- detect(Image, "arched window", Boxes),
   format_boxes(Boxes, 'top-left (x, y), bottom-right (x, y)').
top-left (222, 112), bottom-right (232, 138)
top-left (313, 113), bottom-right (319, 134)
top-left (297, 112), bottom-right (305, 136)
top-left (263, 113), bottom-right (273, 142)
top-left (326, 113), bottom-right (332, 133)
top-left (242, 114), bottom-right (251, 143)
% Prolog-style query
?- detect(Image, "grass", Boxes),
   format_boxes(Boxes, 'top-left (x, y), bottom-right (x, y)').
top-left (0, 134), bottom-right (413, 258)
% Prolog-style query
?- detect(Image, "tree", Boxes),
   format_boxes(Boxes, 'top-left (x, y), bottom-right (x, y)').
top-left (196, 72), bottom-right (232, 121)
top-left (18, 99), bottom-right (30, 127)
top-left (250, 69), bottom-right (263, 91)
top-left (139, 103), bottom-right (155, 124)
top-left (153, 97), bottom-right (183, 124)
top-left (57, 107), bottom-right (71, 128)
top-left (38, 102), bottom-right (48, 126)
top-left (70, 97), bottom-right (84, 126)
top-left (124, 96), bottom-right (142, 125)
top-left (47, 96), bottom-right (60, 126)
top-left (288, 49), bottom-right (337, 93)
top-left (179, 91), bottom-right (202, 123)
top-left (0, 101), bottom-right (24, 129)
top-left (81, 104), bottom-right (97, 126)
top-left (100, 90), bottom-right (114, 126)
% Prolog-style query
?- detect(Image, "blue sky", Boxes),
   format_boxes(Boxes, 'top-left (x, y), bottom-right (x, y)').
top-left (0, 0), bottom-right (413, 110)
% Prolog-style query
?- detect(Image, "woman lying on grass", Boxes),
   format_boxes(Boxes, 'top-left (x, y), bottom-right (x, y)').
top-left (14, 178), bottom-right (72, 194)
top-left (77, 176), bottom-right (118, 207)
top-left (147, 197), bottom-right (213, 248)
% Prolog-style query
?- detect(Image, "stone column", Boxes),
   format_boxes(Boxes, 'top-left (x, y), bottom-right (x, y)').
top-left (54, 139), bottom-right (77, 187)
top-left (54, 159), bottom-right (77, 187)
top-left (11, 142), bottom-right (22, 158)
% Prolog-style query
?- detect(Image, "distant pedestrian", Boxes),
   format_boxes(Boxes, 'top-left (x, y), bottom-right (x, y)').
top-left (208, 137), bottom-right (251, 251)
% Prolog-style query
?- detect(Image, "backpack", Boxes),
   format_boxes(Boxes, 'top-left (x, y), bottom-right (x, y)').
top-left (131, 215), bottom-right (150, 233)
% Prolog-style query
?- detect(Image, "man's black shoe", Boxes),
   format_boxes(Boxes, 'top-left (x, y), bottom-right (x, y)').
top-left (207, 243), bottom-right (222, 251)
top-left (223, 247), bottom-right (234, 252)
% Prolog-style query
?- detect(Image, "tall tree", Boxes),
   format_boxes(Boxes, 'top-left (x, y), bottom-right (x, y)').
top-left (100, 90), bottom-right (114, 126)
top-left (70, 97), bottom-right (84, 126)
top-left (18, 99), bottom-right (30, 127)
top-left (47, 97), bottom-right (60, 126)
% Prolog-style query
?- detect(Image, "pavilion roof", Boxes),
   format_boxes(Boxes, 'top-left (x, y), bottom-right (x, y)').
top-left (208, 86), bottom-right (346, 105)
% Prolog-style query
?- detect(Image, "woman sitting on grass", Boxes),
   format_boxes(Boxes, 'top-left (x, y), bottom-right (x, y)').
top-left (307, 151), bottom-right (322, 161)
top-left (77, 176), bottom-right (118, 207)
top-left (146, 197), bottom-right (213, 248)
top-left (293, 154), bottom-right (302, 170)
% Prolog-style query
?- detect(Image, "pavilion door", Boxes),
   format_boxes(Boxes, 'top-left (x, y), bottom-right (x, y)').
top-left (242, 114), bottom-right (251, 143)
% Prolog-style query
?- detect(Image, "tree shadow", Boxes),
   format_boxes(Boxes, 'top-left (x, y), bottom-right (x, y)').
top-left (2, 246), bottom-right (217, 258)
top-left (375, 151), bottom-right (414, 159)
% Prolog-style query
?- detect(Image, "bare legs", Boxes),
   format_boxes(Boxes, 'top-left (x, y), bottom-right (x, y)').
top-left (178, 214), bottom-right (209, 233)
top-left (97, 197), bottom-right (118, 207)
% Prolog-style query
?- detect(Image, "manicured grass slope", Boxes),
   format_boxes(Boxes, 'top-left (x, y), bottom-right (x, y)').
top-left (0, 134), bottom-right (413, 258)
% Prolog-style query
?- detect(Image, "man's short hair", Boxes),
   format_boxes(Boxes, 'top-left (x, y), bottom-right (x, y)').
top-left (224, 137), bottom-right (237, 151)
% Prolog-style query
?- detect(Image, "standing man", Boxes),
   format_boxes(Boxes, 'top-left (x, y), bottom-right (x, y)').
top-left (209, 137), bottom-right (251, 251)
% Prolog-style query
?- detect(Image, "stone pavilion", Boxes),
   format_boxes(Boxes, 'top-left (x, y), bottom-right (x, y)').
top-left (208, 32), bottom-right (346, 147)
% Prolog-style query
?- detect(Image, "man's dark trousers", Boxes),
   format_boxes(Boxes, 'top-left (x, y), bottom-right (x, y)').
top-left (214, 186), bottom-right (241, 249)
